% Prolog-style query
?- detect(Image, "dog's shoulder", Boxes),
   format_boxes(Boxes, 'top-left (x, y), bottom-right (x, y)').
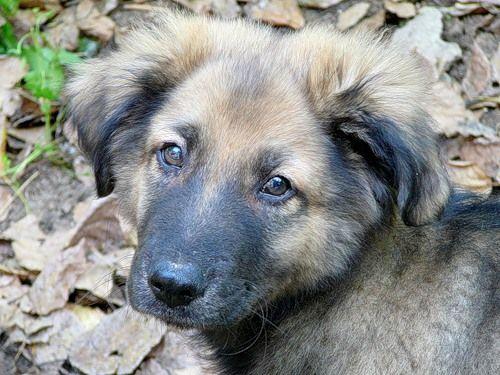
top-left (436, 190), bottom-right (499, 262)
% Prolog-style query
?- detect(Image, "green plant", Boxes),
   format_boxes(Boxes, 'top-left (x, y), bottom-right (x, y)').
top-left (1, 1), bottom-right (82, 206)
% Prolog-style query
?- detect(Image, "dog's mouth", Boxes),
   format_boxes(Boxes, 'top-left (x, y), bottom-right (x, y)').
top-left (127, 273), bottom-right (260, 329)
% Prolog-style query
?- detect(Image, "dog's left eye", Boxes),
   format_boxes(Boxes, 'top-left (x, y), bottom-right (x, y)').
top-left (261, 176), bottom-right (291, 196)
top-left (159, 144), bottom-right (183, 168)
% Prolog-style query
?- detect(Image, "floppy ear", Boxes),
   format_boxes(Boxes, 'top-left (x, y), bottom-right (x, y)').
top-left (65, 11), bottom-right (216, 197)
top-left (328, 108), bottom-right (450, 226)
top-left (66, 62), bottom-right (173, 197)
top-left (294, 29), bottom-right (450, 226)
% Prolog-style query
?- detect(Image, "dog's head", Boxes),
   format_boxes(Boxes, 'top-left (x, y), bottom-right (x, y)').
top-left (66, 12), bottom-right (450, 329)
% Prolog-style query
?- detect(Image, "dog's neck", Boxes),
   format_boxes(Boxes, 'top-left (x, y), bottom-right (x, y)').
top-left (197, 220), bottom-right (428, 374)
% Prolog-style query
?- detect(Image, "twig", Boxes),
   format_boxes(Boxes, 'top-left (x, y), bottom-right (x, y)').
top-left (0, 171), bottom-right (39, 219)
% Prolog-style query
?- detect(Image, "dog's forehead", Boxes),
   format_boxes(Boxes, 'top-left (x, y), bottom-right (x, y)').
top-left (149, 57), bottom-right (326, 157)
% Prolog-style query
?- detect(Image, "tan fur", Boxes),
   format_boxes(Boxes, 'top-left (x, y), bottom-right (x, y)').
top-left (66, 11), bottom-right (497, 375)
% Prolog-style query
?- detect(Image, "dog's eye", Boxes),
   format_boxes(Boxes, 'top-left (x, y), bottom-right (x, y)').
top-left (261, 176), bottom-right (291, 196)
top-left (160, 144), bottom-right (183, 168)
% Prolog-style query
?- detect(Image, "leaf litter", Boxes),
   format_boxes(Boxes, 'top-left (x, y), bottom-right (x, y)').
top-left (0, 0), bottom-right (499, 374)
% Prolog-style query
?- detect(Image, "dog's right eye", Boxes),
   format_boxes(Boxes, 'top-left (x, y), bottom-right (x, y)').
top-left (159, 144), bottom-right (184, 168)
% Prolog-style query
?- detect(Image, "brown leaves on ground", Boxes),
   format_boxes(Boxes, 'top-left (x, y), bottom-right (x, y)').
top-left (1, 188), bottom-right (204, 373)
top-left (76, 0), bottom-right (116, 41)
top-left (69, 308), bottom-right (166, 375)
top-left (1, 1), bottom-right (499, 374)
top-left (244, 0), bottom-right (305, 29)
top-left (336, 2), bottom-right (370, 31)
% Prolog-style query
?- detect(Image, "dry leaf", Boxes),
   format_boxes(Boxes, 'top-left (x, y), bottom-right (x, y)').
top-left (75, 246), bottom-right (134, 301)
top-left (70, 307), bottom-right (166, 375)
top-left (0, 57), bottom-right (28, 89)
top-left (447, 160), bottom-right (492, 194)
top-left (463, 42), bottom-right (492, 99)
top-left (45, 9), bottom-right (80, 51)
top-left (138, 330), bottom-right (206, 375)
top-left (30, 306), bottom-right (105, 365)
top-left (244, 0), bottom-right (305, 29)
top-left (336, 2), bottom-right (370, 31)
top-left (354, 9), bottom-right (385, 31)
top-left (428, 80), bottom-right (470, 137)
top-left (76, 0), bottom-right (116, 42)
top-left (174, 0), bottom-right (241, 18)
top-left (458, 139), bottom-right (500, 183)
top-left (297, 0), bottom-right (344, 9)
top-left (68, 195), bottom-right (125, 250)
top-left (391, 7), bottom-right (462, 79)
top-left (0, 186), bottom-right (12, 222)
top-left (0, 274), bottom-right (28, 303)
top-left (383, 0), bottom-right (415, 19)
top-left (0, 57), bottom-right (26, 132)
top-left (2, 215), bottom-right (52, 271)
top-left (27, 240), bottom-right (89, 315)
top-left (7, 126), bottom-right (45, 145)
top-left (493, 44), bottom-right (500, 84)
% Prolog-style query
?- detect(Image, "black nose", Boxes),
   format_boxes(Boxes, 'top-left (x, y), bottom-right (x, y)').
top-left (148, 263), bottom-right (205, 308)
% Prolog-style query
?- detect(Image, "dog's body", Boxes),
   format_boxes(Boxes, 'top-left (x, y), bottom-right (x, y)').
top-left (66, 12), bottom-right (499, 374)
top-left (205, 197), bottom-right (499, 374)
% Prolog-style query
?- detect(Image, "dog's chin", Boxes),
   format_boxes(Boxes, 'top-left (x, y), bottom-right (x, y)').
top-left (128, 286), bottom-right (258, 330)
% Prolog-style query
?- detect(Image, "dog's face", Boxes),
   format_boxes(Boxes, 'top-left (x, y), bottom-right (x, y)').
top-left (67, 12), bottom-right (450, 329)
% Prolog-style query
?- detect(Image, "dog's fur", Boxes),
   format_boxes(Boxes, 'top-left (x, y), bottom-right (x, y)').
top-left (66, 11), bottom-right (499, 374)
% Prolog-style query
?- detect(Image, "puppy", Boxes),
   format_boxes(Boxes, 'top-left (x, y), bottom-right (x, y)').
top-left (67, 11), bottom-right (499, 374)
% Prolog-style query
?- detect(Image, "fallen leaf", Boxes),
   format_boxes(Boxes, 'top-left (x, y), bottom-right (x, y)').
top-left (0, 88), bottom-right (23, 119)
top-left (297, 0), bottom-right (344, 9)
top-left (447, 160), bottom-right (492, 194)
top-left (0, 274), bottom-right (29, 303)
top-left (0, 57), bottom-right (27, 127)
top-left (74, 261), bottom-right (114, 301)
top-left (174, 0), bottom-right (241, 18)
top-left (102, 0), bottom-right (120, 15)
top-left (0, 300), bottom-right (18, 328)
top-left (76, 0), bottom-right (116, 42)
top-left (69, 307), bottom-right (166, 375)
top-left (12, 10), bottom-right (37, 36)
top-left (391, 7), bottom-right (462, 79)
top-left (138, 330), bottom-right (206, 375)
top-left (336, 2), bottom-right (370, 31)
top-left (428, 80), bottom-right (468, 137)
top-left (27, 240), bottom-right (89, 315)
top-left (45, 9), bottom-right (80, 51)
top-left (74, 246), bottom-right (133, 303)
top-left (458, 139), bottom-right (500, 183)
top-left (0, 57), bottom-right (28, 89)
top-left (68, 195), bottom-right (125, 250)
top-left (2, 215), bottom-right (54, 271)
top-left (383, 0), bottom-right (415, 19)
top-left (244, 0), bottom-right (305, 29)
top-left (30, 305), bottom-right (105, 365)
top-left (493, 44), bottom-right (500, 84)
top-left (463, 42), bottom-right (492, 99)
top-left (7, 126), bottom-right (45, 145)
top-left (354, 9), bottom-right (385, 31)
top-left (0, 186), bottom-right (12, 222)
top-left (19, 0), bottom-right (62, 12)
top-left (428, 79), bottom-right (497, 140)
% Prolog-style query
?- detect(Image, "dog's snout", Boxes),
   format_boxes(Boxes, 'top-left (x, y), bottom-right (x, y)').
top-left (149, 263), bottom-right (205, 308)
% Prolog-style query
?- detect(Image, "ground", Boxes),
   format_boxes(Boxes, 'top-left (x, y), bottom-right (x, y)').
top-left (0, 0), bottom-right (498, 374)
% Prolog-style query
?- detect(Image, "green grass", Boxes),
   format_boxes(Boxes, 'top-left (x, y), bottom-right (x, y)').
top-left (1, 0), bottom-right (84, 213)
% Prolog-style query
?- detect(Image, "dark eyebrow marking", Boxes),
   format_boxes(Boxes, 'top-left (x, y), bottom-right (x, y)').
top-left (254, 149), bottom-right (289, 181)
top-left (173, 123), bottom-right (199, 149)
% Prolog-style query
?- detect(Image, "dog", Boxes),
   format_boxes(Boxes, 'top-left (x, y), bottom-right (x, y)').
top-left (66, 11), bottom-right (499, 374)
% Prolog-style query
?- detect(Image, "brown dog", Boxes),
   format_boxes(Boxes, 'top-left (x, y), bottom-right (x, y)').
top-left (67, 11), bottom-right (499, 374)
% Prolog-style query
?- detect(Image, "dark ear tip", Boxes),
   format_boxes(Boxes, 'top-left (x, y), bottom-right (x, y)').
top-left (95, 174), bottom-right (115, 197)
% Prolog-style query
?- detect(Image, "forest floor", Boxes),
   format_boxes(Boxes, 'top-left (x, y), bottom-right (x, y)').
top-left (0, 0), bottom-right (498, 374)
